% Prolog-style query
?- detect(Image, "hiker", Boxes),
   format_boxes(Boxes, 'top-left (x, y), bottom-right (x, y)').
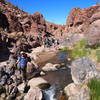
top-left (16, 51), bottom-right (28, 83)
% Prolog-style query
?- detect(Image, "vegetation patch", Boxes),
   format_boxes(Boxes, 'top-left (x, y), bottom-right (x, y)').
top-left (88, 78), bottom-right (100, 100)
top-left (59, 40), bottom-right (100, 63)
top-left (69, 40), bottom-right (90, 59)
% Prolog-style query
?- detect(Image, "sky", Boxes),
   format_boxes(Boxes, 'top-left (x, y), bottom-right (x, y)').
top-left (7, 0), bottom-right (98, 24)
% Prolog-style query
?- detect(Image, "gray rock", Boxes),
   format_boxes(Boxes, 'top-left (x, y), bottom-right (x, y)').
top-left (71, 57), bottom-right (97, 84)
top-left (0, 75), bottom-right (8, 85)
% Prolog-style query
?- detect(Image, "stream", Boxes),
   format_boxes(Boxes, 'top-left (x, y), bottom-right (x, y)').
top-left (41, 52), bottom-right (73, 100)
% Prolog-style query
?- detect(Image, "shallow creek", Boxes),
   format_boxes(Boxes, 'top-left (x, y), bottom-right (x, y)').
top-left (41, 52), bottom-right (73, 100)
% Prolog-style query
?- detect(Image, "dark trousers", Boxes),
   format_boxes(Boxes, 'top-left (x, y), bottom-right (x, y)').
top-left (19, 66), bottom-right (27, 82)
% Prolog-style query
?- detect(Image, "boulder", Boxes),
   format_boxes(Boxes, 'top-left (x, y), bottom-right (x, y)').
top-left (64, 83), bottom-right (90, 100)
top-left (42, 63), bottom-right (59, 72)
top-left (28, 77), bottom-right (50, 89)
top-left (40, 71), bottom-right (46, 76)
top-left (24, 87), bottom-right (42, 100)
top-left (64, 83), bottom-right (80, 97)
top-left (27, 62), bottom-right (36, 74)
top-left (71, 57), bottom-right (98, 84)
top-left (18, 83), bottom-right (26, 93)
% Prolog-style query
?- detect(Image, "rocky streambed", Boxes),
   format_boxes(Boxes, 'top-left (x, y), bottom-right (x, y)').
top-left (31, 50), bottom-right (73, 100)
top-left (0, 46), bottom-right (100, 100)
top-left (0, 47), bottom-right (73, 100)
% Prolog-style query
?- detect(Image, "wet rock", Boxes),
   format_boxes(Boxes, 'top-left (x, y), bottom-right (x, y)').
top-left (28, 77), bottom-right (50, 89)
top-left (24, 87), bottom-right (42, 100)
top-left (64, 83), bottom-right (90, 100)
top-left (70, 57), bottom-right (97, 84)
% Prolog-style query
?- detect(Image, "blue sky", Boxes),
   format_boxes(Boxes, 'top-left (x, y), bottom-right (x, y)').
top-left (8, 0), bottom-right (97, 24)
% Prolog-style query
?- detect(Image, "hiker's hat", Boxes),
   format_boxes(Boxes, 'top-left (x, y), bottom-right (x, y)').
top-left (20, 51), bottom-right (24, 54)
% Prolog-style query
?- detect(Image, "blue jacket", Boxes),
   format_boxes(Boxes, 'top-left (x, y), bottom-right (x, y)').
top-left (18, 57), bottom-right (28, 67)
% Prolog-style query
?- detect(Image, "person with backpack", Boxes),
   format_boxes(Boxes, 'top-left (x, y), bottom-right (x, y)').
top-left (16, 51), bottom-right (28, 83)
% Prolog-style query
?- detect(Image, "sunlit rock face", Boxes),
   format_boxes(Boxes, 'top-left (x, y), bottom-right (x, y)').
top-left (64, 4), bottom-right (100, 45)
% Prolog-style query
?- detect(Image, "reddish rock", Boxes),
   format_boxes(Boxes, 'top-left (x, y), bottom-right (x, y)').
top-left (66, 4), bottom-right (100, 45)
top-left (67, 5), bottom-right (100, 27)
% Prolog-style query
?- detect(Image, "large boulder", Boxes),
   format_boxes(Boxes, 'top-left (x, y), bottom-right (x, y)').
top-left (70, 57), bottom-right (98, 84)
top-left (28, 77), bottom-right (50, 89)
top-left (64, 83), bottom-right (90, 100)
top-left (24, 87), bottom-right (42, 100)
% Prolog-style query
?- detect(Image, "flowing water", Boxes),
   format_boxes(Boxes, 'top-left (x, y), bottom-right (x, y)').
top-left (43, 85), bottom-right (57, 100)
top-left (42, 52), bottom-right (73, 100)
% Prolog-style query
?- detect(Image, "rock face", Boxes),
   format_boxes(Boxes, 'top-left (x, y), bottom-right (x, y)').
top-left (0, 1), bottom-right (63, 60)
top-left (0, 1), bottom-right (61, 35)
top-left (65, 4), bottom-right (100, 45)
top-left (66, 5), bottom-right (100, 27)
top-left (86, 20), bottom-right (100, 45)
top-left (70, 57), bottom-right (97, 84)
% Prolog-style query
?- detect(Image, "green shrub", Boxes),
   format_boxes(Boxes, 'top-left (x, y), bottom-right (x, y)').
top-left (59, 40), bottom-right (100, 62)
top-left (70, 40), bottom-right (89, 59)
top-left (88, 78), bottom-right (100, 100)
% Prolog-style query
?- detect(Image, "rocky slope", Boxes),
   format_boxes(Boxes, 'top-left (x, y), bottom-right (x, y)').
top-left (0, 1), bottom-right (61, 35)
top-left (0, 1), bottom-right (63, 59)
top-left (63, 4), bottom-right (100, 45)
